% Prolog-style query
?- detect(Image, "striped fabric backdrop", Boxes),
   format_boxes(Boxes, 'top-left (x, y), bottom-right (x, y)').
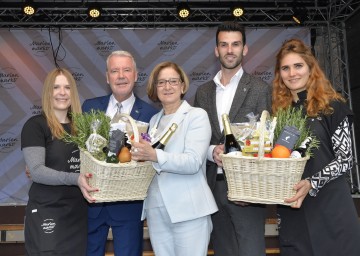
top-left (0, 27), bottom-right (310, 205)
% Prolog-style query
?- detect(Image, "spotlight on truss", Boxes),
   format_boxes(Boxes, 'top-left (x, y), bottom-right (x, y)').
top-left (177, 3), bottom-right (191, 20)
top-left (292, 7), bottom-right (307, 24)
top-left (231, 5), bottom-right (244, 18)
top-left (22, 0), bottom-right (37, 16)
top-left (88, 5), bottom-right (102, 19)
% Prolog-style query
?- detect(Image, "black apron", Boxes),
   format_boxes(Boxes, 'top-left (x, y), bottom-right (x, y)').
top-left (25, 184), bottom-right (87, 256)
top-left (278, 96), bottom-right (360, 256)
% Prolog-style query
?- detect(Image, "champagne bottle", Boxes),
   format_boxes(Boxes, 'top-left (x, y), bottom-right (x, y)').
top-left (222, 114), bottom-right (242, 153)
top-left (290, 137), bottom-right (312, 158)
top-left (151, 123), bottom-right (178, 150)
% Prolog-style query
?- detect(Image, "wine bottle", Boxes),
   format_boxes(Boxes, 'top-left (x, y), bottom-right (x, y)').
top-left (151, 123), bottom-right (178, 150)
top-left (290, 137), bottom-right (312, 158)
top-left (222, 114), bottom-right (242, 153)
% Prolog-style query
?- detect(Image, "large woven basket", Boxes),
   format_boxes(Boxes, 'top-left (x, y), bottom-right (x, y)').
top-left (221, 110), bottom-right (309, 205)
top-left (80, 113), bottom-right (155, 203)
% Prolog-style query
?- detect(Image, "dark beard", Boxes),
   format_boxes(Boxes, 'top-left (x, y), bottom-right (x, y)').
top-left (219, 54), bottom-right (243, 69)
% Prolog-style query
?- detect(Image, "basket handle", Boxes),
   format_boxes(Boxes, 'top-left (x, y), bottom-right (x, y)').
top-left (118, 113), bottom-right (140, 143)
top-left (257, 110), bottom-right (270, 160)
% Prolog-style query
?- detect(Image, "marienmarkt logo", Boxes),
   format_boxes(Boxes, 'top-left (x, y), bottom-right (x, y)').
top-left (157, 36), bottom-right (179, 56)
top-left (0, 132), bottom-right (19, 153)
top-left (41, 219), bottom-right (56, 234)
top-left (189, 67), bottom-right (212, 87)
top-left (29, 37), bottom-right (51, 57)
top-left (94, 37), bottom-right (117, 56)
top-left (70, 67), bottom-right (85, 87)
top-left (0, 67), bottom-right (19, 89)
top-left (30, 99), bottom-right (42, 115)
top-left (135, 67), bottom-right (148, 88)
top-left (252, 66), bottom-right (274, 84)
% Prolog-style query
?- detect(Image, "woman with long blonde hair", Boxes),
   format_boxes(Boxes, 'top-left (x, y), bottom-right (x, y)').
top-left (21, 68), bottom-right (95, 255)
top-left (272, 38), bottom-right (360, 256)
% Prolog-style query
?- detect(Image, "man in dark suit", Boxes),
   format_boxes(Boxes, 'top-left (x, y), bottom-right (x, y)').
top-left (194, 22), bottom-right (271, 256)
top-left (82, 50), bottom-right (158, 256)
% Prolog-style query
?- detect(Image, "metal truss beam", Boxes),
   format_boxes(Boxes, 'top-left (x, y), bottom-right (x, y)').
top-left (0, 5), bottom-right (335, 29)
top-left (320, 20), bottom-right (360, 193)
top-left (0, 1), bottom-right (358, 29)
top-left (328, 0), bottom-right (360, 24)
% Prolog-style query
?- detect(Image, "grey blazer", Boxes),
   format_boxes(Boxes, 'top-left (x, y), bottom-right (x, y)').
top-left (194, 71), bottom-right (272, 190)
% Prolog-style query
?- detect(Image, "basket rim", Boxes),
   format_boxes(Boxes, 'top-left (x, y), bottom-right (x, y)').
top-left (220, 152), bottom-right (310, 161)
top-left (118, 113), bottom-right (140, 142)
top-left (80, 149), bottom-right (152, 167)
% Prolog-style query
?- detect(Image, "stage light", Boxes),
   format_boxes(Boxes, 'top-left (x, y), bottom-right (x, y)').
top-left (231, 5), bottom-right (244, 18)
top-left (177, 3), bottom-right (191, 20)
top-left (292, 7), bottom-right (307, 24)
top-left (88, 6), bottom-right (102, 18)
top-left (22, 0), bottom-right (37, 16)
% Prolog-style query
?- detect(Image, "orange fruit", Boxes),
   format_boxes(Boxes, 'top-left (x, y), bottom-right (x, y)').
top-left (271, 145), bottom-right (291, 158)
top-left (118, 146), bottom-right (132, 163)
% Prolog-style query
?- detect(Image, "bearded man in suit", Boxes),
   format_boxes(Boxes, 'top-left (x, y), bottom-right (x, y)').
top-left (83, 50), bottom-right (158, 256)
top-left (194, 21), bottom-right (271, 256)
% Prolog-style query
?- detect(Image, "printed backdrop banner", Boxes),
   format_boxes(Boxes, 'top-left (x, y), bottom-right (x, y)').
top-left (0, 28), bottom-right (310, 205)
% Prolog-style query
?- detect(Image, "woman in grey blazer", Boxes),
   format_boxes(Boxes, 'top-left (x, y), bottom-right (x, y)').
top-left (131, 61), bottom-right (218, 256)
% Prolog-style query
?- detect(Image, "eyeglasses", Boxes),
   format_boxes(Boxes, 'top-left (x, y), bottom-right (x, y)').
top-left (156, 78), bottom-right (182, 87)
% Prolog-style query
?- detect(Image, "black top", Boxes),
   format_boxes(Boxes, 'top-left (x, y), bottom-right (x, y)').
top-left (294, 91), bottom-right (353, 186)
top-left (21, 114), bottom-right (87, 255)
top-left (278, 91), bottom-right (360, 256)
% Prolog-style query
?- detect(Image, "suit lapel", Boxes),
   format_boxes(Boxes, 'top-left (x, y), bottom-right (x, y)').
top-left (208, 83), bottom-right (223, 139)
top-left (167, 100), bottom-right (188, 129)
top-left (154, 101), bottom-right (189, 139)
top-left (130, 97), bottom-right (141, 120)
top-left (98, 95), bottom-right (111, 112)
top-left (229, 72), bottom-right (250, 122)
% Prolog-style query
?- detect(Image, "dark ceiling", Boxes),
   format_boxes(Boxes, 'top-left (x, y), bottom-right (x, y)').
top-left (0, 0), bottom-right (359, 29)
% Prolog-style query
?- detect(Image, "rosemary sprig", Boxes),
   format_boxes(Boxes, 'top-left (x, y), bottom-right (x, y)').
top-left (274, 106), bottom-right (319, 157)
top-left (63, 110), bottom-right (111, 150)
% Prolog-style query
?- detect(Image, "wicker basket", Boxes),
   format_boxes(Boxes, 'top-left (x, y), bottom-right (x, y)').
top-left (221, 110), bottom-right (309, 205)
top-left (80, 113), bottom-right (155, 203)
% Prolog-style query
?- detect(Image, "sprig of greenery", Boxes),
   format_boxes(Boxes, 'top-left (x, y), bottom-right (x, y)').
top-left (274, 106), bottom-right (319, 157)
top-left (63, 110), bottom-right (111, 149)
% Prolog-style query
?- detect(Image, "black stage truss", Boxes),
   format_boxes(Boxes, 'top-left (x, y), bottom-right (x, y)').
top-left (0, 0), bottom-right (359, 29)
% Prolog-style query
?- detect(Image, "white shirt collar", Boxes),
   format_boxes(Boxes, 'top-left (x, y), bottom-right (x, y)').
top-left (213, 67), bottom-right (244, 89)
top-left (106, 93), bottom-right (136, 118)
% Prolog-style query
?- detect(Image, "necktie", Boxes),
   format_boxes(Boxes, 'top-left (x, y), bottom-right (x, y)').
top-left (111, 103), bottom-right (122, 123)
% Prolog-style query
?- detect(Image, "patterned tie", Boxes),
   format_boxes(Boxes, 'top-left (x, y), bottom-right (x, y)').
top-left (111, 102), bottom-right (122, 123)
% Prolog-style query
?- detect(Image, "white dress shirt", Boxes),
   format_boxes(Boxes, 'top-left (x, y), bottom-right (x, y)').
top-left (208, 68), bottom-right (244, 173)
top-left (106, 93), bottom-right (136, 118)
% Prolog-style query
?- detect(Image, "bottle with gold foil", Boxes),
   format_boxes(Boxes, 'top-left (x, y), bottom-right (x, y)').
top-left (151, 123), bottom-right (178, 150)
top-left (221, 114), bottom-right (241, 154)
top-left (222, 114), bottom-right (242, 153)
